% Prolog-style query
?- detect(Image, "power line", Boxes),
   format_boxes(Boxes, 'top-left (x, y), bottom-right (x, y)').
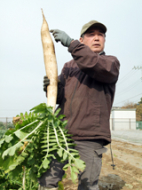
top-left (117, 69), bottom-right (138, 86)
top-left (118, 69), bottom-right (135, 82)
top-left (117, 65), bottom-right (142, 84)
top-left (114, 93), bottom-right (142, 105)
top-left (116, 78), bottom-right (141, 96)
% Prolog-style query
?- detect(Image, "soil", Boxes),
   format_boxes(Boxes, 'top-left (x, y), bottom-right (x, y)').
top-left (62, 140), bottom-right (142, 190)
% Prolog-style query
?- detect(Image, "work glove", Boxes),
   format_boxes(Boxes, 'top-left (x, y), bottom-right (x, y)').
top-left (43, 76), bottom-right (50, 92)
top-left (50, 29), bottom-right (74, 47)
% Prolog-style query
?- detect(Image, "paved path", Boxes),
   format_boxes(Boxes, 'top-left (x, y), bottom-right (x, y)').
top-left (111, 130), bottom-right (142, 145)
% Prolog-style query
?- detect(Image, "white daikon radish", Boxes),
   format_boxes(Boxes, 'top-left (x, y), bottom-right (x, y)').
top-left (41, 9), bottom-right (58, 113)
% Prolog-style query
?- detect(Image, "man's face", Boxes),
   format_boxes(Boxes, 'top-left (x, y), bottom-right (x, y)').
top-left (80, 26), bottom-right (105, 53)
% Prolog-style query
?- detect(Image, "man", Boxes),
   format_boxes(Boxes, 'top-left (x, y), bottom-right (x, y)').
top-left (39, 20), bottom-right (120, 190)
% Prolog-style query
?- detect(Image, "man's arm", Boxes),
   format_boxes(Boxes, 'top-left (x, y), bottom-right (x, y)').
top-left (50, 29), bottom-right (120, 84)
top-left (68, 40), bottom-right (120, 84)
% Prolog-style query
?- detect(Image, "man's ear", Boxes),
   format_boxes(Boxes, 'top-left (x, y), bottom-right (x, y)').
top-left (79, 37), bottom-right (84, 43)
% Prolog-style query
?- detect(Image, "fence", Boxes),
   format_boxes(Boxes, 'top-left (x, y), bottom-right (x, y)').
top-left (0, 117), bottom-right (14, 139)
top-left (136, 121), bottom-right (142, 130)
top-left (110, 118), bottom-right (137, 131)
top-left (0, 117), bottom-right (141, 139)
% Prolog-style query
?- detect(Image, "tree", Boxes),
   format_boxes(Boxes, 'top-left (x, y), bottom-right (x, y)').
top-left (136, 97), bottom-right (142, 121)
top-left (136, 104), bottom-right (142, 121)
top-left (0, 121), bottom-right (14, 130)
top-left (0, 121), bottom-right (5, 130)
top-left (121, 102), bottom-right (137, 109)
top-left (121, 98), bottom-right (142, 121)
top-left (138, 97), bottom-right (142, 104)
top-left (7, 122), bottom-right (14, 129)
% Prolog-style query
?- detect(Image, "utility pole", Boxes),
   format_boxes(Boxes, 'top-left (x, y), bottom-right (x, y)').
top-left (133, 66), bottom-right (142, 80)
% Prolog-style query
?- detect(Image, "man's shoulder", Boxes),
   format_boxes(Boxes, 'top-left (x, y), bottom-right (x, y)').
top-left (101, 52), bottom-right (120, 63)
top-left (64, 59), bottom-right (77, 68)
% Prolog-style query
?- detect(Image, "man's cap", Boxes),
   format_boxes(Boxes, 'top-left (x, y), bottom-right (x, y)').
top-left (80, 20), bottom-right (107, 36)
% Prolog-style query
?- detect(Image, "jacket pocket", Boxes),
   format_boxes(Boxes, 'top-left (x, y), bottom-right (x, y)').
top-left (89, 104), bottom-right (101, 128)
top-left (71, 96), bottom-right (101, 131)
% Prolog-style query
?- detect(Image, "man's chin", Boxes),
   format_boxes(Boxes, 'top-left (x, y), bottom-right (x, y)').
top-left (92, 49), bottom-right (101, 53)
top-left (91, 47), bottom-right (102, 53)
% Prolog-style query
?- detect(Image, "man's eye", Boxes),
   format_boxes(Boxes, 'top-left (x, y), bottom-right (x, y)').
top-left (99, 33), bottom-right (103, 36)
top-left (89, 33), bottom-right (94, 36)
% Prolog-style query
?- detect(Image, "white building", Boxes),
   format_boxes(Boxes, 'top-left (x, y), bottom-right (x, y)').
top-left (110, 108), bottom-right (136, 130)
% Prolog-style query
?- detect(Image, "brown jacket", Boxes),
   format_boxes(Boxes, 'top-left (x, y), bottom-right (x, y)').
top-left (57, 40), bottom-right (120, 145)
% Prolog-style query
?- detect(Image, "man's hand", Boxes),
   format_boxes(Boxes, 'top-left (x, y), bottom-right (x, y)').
top-left (50, 29), bottom-right (74, 47)
top-left (43, 76), bottom-right (50, 92)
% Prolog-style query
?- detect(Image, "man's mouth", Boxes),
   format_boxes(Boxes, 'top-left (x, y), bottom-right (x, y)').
top-left (93, 44), bottom-right (100, 47)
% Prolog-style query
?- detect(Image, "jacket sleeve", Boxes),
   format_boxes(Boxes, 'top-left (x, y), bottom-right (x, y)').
top-left (68, 40), bottom-right (120, 84)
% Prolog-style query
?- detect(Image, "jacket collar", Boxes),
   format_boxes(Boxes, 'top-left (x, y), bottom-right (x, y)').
top-left (99, 51), bottom-right (105, 55)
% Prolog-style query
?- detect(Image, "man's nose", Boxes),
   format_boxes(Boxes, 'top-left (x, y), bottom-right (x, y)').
top-left (94, 35), bottom-right (99, 40)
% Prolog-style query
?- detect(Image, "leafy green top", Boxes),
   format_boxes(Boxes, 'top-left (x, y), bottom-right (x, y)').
top-left (0, 103), bottom-right (85, 183)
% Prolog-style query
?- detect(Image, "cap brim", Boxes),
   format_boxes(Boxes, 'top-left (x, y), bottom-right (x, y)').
top-left (81, 21), bottom-right (107, 36)
top-left (85, 23), bottom-right (106, 34)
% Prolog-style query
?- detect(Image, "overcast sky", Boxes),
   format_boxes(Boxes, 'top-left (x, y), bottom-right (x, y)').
top-left (0, 0), bottom-right (142, 117)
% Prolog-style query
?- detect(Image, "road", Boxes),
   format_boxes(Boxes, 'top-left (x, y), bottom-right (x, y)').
top-left (111, 130), bottom-right (142, 145)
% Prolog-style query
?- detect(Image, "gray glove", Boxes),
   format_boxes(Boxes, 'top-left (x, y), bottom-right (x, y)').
top-left (43, 76), bottom-right (50, 92)
top-left (50, 29), bottom-right (73, 47)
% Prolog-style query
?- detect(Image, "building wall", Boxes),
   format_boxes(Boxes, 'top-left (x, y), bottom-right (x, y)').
top-left (110, 109), bottom-right (136, 130)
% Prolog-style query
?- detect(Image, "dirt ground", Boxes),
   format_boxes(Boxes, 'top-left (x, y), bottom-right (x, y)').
top-left (62, 140), bottom-right (142, 190)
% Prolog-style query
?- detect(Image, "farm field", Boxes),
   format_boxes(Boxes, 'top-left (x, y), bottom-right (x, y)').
top-left (62, 139), bottom-right (142, 190)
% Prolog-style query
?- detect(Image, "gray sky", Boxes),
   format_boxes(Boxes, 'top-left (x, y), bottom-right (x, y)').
top-left (0, 0), bottom-right (142, 117)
